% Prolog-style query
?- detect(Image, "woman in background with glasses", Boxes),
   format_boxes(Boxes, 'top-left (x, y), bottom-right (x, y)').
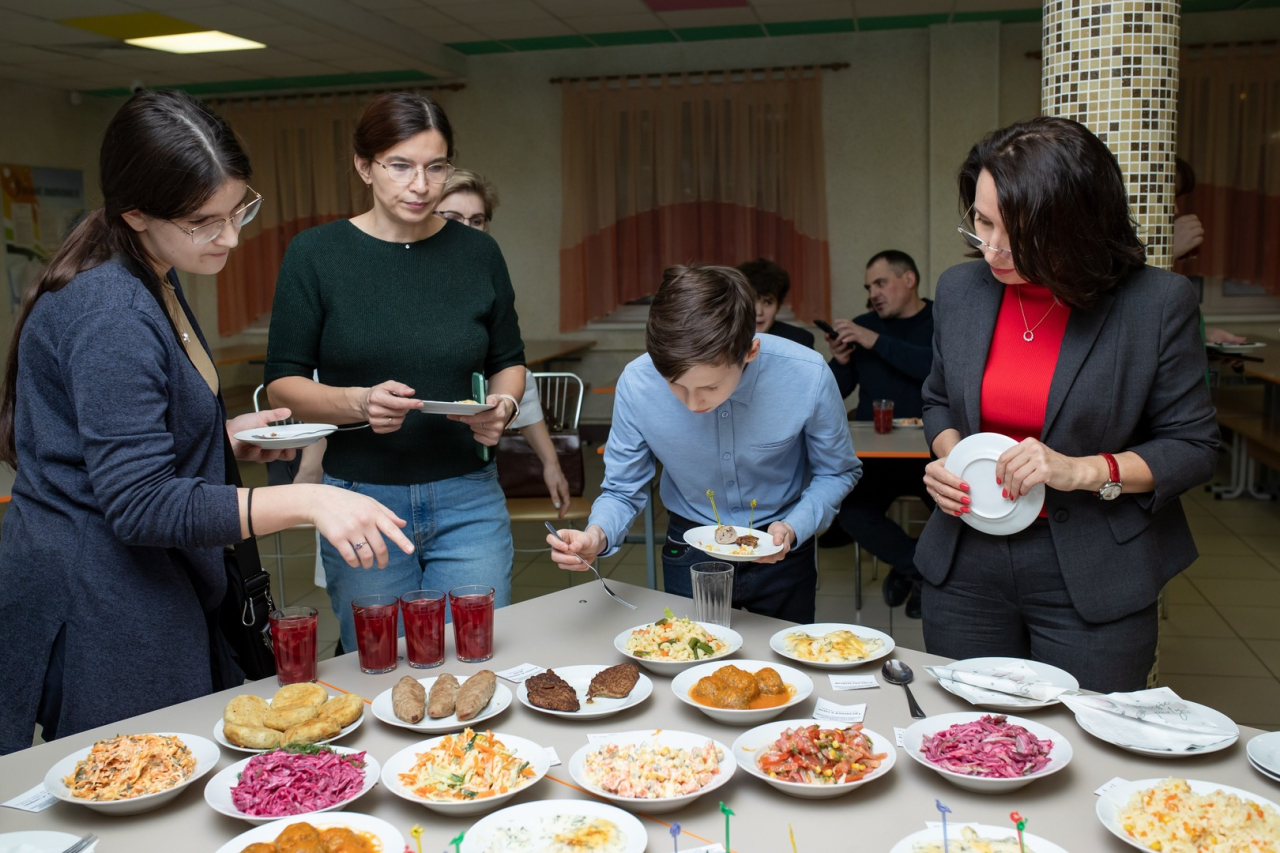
top-left (0, 90), bottom-right (414, 755)
top-left (265, 94), bottom-right (526, 653)
top-left (916, 116), bottom-right (1218, 692)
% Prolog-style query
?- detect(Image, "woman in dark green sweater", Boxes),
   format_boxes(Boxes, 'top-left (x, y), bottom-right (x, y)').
top-left (265, 93), bottom-right (526, 652)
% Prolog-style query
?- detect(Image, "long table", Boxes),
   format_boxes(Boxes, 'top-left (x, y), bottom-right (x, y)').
top-left (0, 582), bottom-right (1272, 851)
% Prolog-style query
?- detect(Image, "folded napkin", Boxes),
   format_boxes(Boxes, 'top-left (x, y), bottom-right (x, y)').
top-left (1060, 687), bottom-right (1238, 752)
top-left (925, 660), bottom-right (1070, 706)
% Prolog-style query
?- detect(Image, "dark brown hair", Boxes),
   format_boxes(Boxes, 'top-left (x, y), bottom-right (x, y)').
top-left (866, 250), bottom-right (920, 286)
top-left (646, 264), bottom-right (756, 381)
top-left (354, 92), bottom-right (454, 162)
top-left (958, 116), bottom-right (1146, 309)
top-left (0, 89), bottom-right (250, 466)
top-left (737, 258), bottom-right (791, 304)
top-left (441, 168), bottom-right (499, 220)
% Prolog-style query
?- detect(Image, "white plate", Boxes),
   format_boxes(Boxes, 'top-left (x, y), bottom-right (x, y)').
top-left (214, 706), bottom-right (364, 754)
top-left (1073, 698), bottom-right (1239, 757)
top-left (932, 656), bottom-right (1079, 710)
top-left (732, 719), bottom-right (895, 799)
top-left (203, 745), bottom-right (379, 824)
top-left (419, 400), bottom-right (495, 415)
top-left (461, 799), bottom-right (648, 853)
top-left (213, 812), bottom-right (404, 853)
top-left (233, 423), bottom-right (336, 449)
top-left (683, 525), bottom-right (784, 562)
top-left (1248, 730), bottom-right (1280, 776)
top-left (516, 665), bottom-right (653, 719)
top-left (568, 729), bottom-right (736, 814)
top-left (0, 832), bottom-right (98, 853)
top-left (381, 731), bottom-right (550, 816)
top-left (1210, 341), bottom-right (1266, 351)
top-left (945, 432), bottom-right (1045, 536)
top-left (1249, 754), bottom-right (1280, 783)
top-left (889, 823), bottom-right (1070, 853)
top-left (43, 732), bottom-right (219, 815)
top-left (614, 619), bottom-right (743, 676)
top-left (902, 712), bottom-right (1072, 793)
top-left (768, 623), bottom-right (895, 669)
top-left (371, 674), bottom-right (512, 733)
top-left (1096, 778), bottom-right (1280, 852)
top-left (893, 418), bottom-right (924, 428)
top-left (671, 659), bottom-right (814, 726)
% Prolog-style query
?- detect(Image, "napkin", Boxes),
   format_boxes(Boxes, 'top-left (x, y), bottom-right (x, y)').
top-left (1060, 687), bottom-right (1238, 752)
top-left (925, 660), bottom-right (1070, 705)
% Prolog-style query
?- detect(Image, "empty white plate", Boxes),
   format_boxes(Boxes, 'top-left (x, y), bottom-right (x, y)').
top-left (945, 432), bottom-right (1044, 535)
top-left (234, 423), bottom-right (336, 449)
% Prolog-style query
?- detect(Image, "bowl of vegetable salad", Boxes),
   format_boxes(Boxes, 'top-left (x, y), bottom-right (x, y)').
top-left (614, 608), bottom-right (743, 676)
top-left (568, 729), bottom-right (736, 814)
top-left (380, 728), bottom-right (551, 816)
top-left (732, 720), bottom-right (896, 799)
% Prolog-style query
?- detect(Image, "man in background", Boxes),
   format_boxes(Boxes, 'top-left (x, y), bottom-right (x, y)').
top-left (739, 257), bottom-right (815, 349)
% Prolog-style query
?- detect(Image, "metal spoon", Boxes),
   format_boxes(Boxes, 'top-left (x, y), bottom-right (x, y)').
top-left (544, 522), bottom-right (637, 610)
top-left (881, 659), bottom-right (927, 719)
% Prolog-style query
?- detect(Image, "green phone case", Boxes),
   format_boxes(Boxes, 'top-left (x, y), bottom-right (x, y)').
top-left (472, 372), bottom-right (489, 462)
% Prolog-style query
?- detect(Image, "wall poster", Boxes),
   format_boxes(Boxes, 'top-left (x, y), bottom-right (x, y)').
top-left (2, 165), bottom-right (86, 314)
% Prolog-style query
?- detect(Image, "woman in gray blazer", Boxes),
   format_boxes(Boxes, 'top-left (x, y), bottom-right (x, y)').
top-left (918, 117), bottom-right (1218, 692)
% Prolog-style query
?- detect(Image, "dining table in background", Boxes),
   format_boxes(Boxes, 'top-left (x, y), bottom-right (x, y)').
top-left (523, 338), bottom-right (597, 370)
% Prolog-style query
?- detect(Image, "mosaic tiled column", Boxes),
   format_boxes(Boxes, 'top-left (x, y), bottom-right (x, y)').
top-left (1042, 1), bottom-right (1180, 270)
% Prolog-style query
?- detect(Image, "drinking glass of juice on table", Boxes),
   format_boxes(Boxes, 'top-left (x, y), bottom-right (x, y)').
top-left (450, 585), bottom-right (495, 663)
top-left (401, 589), bottom-right (446, 669)
top-left (270, 606), bottom-right (318, 685)
top-left (351, 594), bottom-right (399, 674)
top-left (873, 398), bottom-right (895, 434)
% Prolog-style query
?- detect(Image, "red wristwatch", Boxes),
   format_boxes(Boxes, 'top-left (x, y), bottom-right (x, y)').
top-left (1098, 452), bottom-right (1122, 501)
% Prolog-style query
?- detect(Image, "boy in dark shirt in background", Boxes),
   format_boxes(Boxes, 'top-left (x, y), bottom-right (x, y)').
top-left (739, 257), bottom-right (815, 349)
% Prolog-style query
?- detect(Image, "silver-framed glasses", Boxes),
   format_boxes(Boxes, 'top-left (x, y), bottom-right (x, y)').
top-left (169, 188), bottom-right (263, 245)
top-left (375, 159), bottom-right (455, 185)
top-left (957, 205), bottom-right (1013, 257)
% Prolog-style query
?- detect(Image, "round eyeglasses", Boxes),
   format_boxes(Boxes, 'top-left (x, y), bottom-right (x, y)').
top-left (437, 210), bottom-right (489, 229)
top-left (375, 159), bottom-right (455, 185)
top-left (168, 190), bottom-right (263, 246)
top-left (957, 205), bottom-right (1013, 257)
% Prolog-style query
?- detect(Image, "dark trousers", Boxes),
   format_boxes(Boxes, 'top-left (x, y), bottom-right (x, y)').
top-left (837, 457), bottom-right (933, 579)
top-left (920, 518), bottom-right (1158, 693)
top-left (662, 512), bottom-right (817, 623)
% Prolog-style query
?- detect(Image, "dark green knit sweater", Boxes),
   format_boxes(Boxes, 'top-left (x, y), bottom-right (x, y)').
top-left (265, 218), bottom-right (525, 485)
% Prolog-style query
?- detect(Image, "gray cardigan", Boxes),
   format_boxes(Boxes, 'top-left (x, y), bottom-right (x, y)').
top-left (0, 259), bottom-right (242, 755)
top-left (918, 261), bottom-right (1219, 624)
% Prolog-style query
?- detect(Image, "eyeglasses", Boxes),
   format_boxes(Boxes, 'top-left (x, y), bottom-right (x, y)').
top-left (437, 210), bottom-right (489, 229)
top-left (168, 189), bottom-right (263, 246)
top-left (374, 159), bottom-right (455, 185)
top-left (957, 205), bottom-right (1013, 257)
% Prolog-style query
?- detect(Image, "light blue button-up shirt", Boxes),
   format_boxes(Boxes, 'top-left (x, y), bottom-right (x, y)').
top-left (589, 335), bottom-right (861, 555)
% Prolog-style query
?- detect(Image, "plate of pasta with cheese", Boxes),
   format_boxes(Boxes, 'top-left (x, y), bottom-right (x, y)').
top-left (768, 623), bottom-right (895, 669)
top-left (43, 731), bottom-right (220, 815)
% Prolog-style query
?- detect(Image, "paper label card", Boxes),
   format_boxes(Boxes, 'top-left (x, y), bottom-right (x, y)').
top-left (812, 698), bottom-right (866, 723)
top-left (1095, 777), bottom-right (1129, 797)
top-left (829, 674), bottom-right (879, 691)
top-left (496, 663), bottom-right (546, 683)
top-left (2, 784), bottom-right (57, 812)
top-left (894, 727), bottom-right (906, 748)
top-left (545, 746), bottom-right (560, 766)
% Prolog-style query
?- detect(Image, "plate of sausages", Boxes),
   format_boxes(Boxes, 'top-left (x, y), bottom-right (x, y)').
top-left (370, 670), bottom-right (511, 733)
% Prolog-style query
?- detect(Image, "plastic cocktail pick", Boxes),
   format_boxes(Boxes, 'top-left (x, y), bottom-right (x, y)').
top-left (789, 824), bottom-right (797, 853)
top-left (669, 822), bottom-right (681, 852)
top-left (449, 832), bottom-right (464, 853)
top-left (1010, 812), bottom-right (1027, 853)
top-left (409, 825), bottom-right (423, 853)
top-left (936, 800), bottom-right (952, 853)
top-left (749, 498), bottom-right (757, 531)
top-left (720, 801), bottom-right (735, 851)
top-left (706, 490), bottom-right (721, 526)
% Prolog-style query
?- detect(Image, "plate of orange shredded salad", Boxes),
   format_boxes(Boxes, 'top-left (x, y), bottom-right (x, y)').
top-left (380, 728), bottom-right (551, 816)
top-left (43, 732), bottom-right (220, 815)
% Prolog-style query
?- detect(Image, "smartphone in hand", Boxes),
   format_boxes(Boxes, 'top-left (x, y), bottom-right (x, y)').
top-left (813, 319), bottom-right (837, 338)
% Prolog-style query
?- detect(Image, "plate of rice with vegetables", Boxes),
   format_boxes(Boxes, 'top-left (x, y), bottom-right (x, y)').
top-left (1098, 777), bottom-right (1280, 853)
top-left (614, 608), bottom-right (742, 675)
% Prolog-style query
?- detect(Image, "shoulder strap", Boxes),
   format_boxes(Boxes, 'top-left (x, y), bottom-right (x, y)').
top-left (220, 415), bottom-right (267, 585)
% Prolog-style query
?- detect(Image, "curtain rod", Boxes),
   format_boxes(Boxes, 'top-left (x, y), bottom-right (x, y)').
top-left (549, 62), bottom-right (849, 85)
top-left (205, 81), bottom-right (465, 105)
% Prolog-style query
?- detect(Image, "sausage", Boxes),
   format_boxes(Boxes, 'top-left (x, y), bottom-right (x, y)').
top-left (393, 676), bottom-right (427, 723)
top-left (455, 670), bottom-right (496, 722)
top-left (427, 673), bottom-right (459, 719)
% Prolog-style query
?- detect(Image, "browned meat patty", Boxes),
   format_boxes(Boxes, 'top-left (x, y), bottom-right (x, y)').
top-left (525, 669), bottom-right (580, 712)
top-left (585, 663), bottom-right (640, 703)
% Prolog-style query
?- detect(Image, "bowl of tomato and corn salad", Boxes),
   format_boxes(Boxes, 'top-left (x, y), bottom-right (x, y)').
top-left (731, 720), bottom-right (896, 799)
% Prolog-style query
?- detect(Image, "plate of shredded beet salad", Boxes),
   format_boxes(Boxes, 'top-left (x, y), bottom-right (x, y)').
top-left (203, 744), bottom-right (380, 824)
top-left (901, 712), bottom-right (1073, 793)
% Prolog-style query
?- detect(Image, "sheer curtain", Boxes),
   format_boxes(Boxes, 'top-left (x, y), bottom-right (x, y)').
top-left (559, 70), bottom-right (830, 331)
top-left (1178, 44), bottom-right (1280, 294)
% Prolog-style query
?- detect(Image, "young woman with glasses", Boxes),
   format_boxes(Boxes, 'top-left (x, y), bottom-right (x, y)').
top-left (917, 116), bottom-right (1218, 692)
top-left (0, 90), bottom-right (414, 755)
top-left (264, 94), bottom-right (527, 653)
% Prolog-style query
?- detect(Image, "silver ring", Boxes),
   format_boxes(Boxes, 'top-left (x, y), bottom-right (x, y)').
top-left (353, 542), bottom-right (367, 551)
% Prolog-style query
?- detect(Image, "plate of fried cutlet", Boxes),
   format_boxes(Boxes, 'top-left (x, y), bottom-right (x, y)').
top-left (516, 664), bottom-right (653, 719)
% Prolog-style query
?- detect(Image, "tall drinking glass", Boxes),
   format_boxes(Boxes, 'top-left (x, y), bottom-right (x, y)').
top-left (450, 585), bottom-right (495, 663)
top-left (873, 399), bottom-right (895, 434)
top-left (351, 594), bottom-right (399, 674)
top-left (270, 606), bottom-right (318, 686)
top-left (691, 562), bottom-right (734, 628)
top-left (401, 589), bottom-right (446, 669)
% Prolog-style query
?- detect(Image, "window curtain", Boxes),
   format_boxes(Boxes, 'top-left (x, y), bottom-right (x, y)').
top-left (1178, 45), bottom-right (1280, 293)
top-left (559, 70), bottom-right (830, 331)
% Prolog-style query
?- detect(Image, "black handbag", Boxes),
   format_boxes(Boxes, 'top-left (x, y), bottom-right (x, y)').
top-left (497, 430), bottom-right (585, 497)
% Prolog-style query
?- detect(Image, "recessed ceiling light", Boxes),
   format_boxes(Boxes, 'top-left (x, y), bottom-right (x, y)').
top-left (125, 31), bottom-right (266, 54)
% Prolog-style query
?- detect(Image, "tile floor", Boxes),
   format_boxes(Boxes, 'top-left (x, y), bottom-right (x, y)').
top-left (254, 448), bottom-right (1280, 732)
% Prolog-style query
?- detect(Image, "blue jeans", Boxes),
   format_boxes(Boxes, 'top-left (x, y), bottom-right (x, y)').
top-left (321, 464), bottom-right (513, 653)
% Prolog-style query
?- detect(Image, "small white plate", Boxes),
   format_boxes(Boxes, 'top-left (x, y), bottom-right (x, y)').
top-left (371, 674), bottom-right (511, 733)
top-left (1096, 778), bottom-right (1280, 852)
top-left (890, 824), bottom-right (1070, 853)
top-left (233, 423), bottom-right (336, 449)
top-left (902, 712), bottom-right (1072, 793)
top-left (683, 525), bottom-right (784, 562)
top-left (568, 729), bottom-right (736, 814)
top-left (214, 707), bottom-right (364, 754)
top-left (203, 745), bottom-right (379, 824)
top-left (419, 400), bottom-right (494, 415)
top-left (214, 813), bottom-right (404, 853)
top-left (1210, 341), bottom-right (1266, 351)
top-left (516, 665), bottom-right (653, 719)
top-left (614, 619), bottom-right (743, 676)
top-left (671, 659), bottom-right (814, 725)
top-left (43, 732), bottom-right (219, 815)
top-left (1249, 754), bottom-right (1280, 783)
top-left (932, 656), bottom-right (1079, 711)
top-left (1073, 698), bottom-right (1238, 758)
top-left (732, 719), bottom-right (895, 799)
top-left (462, 799), bottom-right (648, 853)
top-left (0, 832), bottom-right (98, 853)
top-left (1248, 730), bottom-right (1280, 777)
top-left (945, 432), bottom-right (1045, 536)
top-left (768, 623), bottom-right (895, 669)
top-left (381, 731), bottom-right (550, 816)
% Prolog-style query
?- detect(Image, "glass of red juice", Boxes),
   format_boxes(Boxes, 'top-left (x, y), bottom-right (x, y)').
top-left (401, 589), bottom-right (446, 669)
top-left (270, 606), bottom-right (318, 686)
top-left (873, 398), bottom-right (895, 434)
top-left (449, 585), bottom-right (495, 663)
top-left (351, 594), bottom-right (399, 674)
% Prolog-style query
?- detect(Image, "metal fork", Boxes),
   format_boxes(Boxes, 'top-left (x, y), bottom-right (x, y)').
top-left (544, 522), bottom-right (637, 609)
top-left (61, 833), bottom-right (97, 853)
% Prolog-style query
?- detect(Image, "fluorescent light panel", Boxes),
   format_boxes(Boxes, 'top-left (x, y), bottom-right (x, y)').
top-left (125, 31), bottom-right (266, 53)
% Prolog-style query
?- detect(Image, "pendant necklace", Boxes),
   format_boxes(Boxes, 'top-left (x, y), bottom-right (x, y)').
top-left (1016, 287), bottom-right (1060, 343)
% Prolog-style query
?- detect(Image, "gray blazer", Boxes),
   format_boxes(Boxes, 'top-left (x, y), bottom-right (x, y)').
top-left (918, 261), bottom-right (1218, 623)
